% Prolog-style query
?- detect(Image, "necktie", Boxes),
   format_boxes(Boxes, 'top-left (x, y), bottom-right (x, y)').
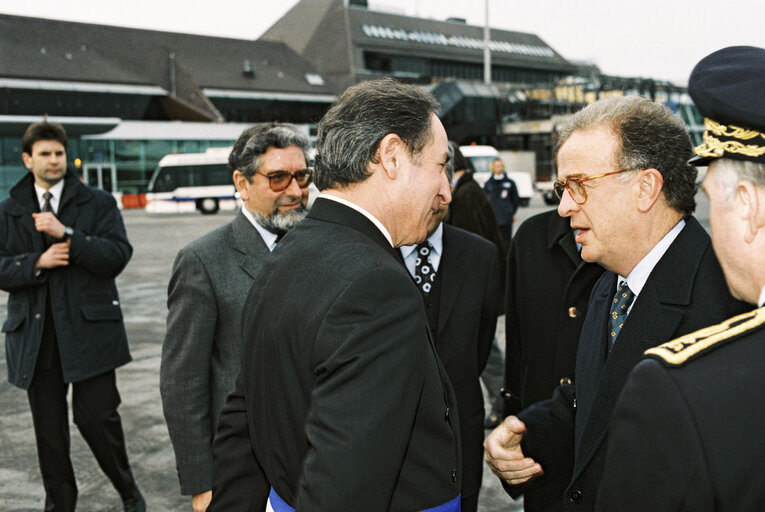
top-left (608, 281), bottom-right (635, 348)
top-left (41, 191), bottom-right (57, 246)
top-left (414, 242), bottom-right (436, 296)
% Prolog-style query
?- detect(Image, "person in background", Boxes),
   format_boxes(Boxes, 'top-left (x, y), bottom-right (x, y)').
top-left (484, 157), bottom-right (520, 252)
top-left (597, 45), bottom-right (765, 512)
top-left (0, 121), bottom-right (144, 512)
top-left (401, 152), bottom-right (500, 512)
top-left (503, 209), bottom-right (604, 425)
top-left (160, 123), bottom-right (311, 512)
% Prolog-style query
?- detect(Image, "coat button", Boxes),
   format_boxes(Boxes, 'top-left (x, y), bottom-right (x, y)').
top-left (568, 307), bottom-right (579, 318)
top-left (444, 407), bottom-right (450, 421)
top-left (15, 261), bottom-right (21, 266)
top-left (451, 469), bottom-right (457, 482)
top-left (35, 313), bottom-right (41, 319)
top-left (560, 377), bottom-right (573, 386)
top-left (569, 489), bottom-right (582, 503)
top-left (22, 374), bottom-right (27, 380)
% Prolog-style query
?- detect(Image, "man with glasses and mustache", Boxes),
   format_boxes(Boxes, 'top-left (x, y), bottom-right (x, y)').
top-left (210, 78), bottom-right (459, 511)
top-left (484, 96), bottom-right (746, 512)
top-left (160, 123), bottom-right (312, 512)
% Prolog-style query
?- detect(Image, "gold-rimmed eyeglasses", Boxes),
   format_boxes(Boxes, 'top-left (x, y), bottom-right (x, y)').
top-left (553, 169), bottom-right (634, 204)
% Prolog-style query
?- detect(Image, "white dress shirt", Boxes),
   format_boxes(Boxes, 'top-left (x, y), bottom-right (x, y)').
top-left (241, 206), bottom-right (279, 252)
top-left (34, 180), bottom-right (64, 214)
top-left (400, 223), bottom-right (443, 278)
top-left (617, 219), bottom-right (686, 314)
top-left (318, 193), bottom-right (393, 247)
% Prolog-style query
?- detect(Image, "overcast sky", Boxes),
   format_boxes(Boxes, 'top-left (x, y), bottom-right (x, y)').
top-left (2, 0), bottom-right (763, 84)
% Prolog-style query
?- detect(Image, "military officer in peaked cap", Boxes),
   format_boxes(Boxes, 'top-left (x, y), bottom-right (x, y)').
top-left (597, 45), bottom-right (765, 511)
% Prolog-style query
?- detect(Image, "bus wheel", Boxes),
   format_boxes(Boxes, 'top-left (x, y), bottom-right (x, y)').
top-left (198, 198), bottom-right (219, 215)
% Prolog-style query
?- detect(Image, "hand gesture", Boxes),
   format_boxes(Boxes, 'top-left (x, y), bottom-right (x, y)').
top-left (484, 415), bottom-right (543, 486)
top-left (35, 240), bottom-right (70, 270)
top-left (32, 211), bottom-right (65, 239)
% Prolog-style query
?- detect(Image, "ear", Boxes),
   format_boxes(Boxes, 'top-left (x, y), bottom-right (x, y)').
top-left (635, 168), bottom-right (664, 213)
top-left (232, 170), bottom-right (250, 201)
top-left (377, 133), bottom-right (404, 180)
top-left (736, 180), bottom-right (764, 244)
top-left (22, 152), bottom-right (33, 170)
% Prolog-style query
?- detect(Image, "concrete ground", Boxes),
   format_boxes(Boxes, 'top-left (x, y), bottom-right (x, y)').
top-left (0, 191), bottom-right (710, 511)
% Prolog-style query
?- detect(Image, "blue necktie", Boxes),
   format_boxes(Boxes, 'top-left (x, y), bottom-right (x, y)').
top-left (608, 282), bottom-right (635, 348)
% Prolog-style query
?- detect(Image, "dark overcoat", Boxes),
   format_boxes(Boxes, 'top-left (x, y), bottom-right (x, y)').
top-left (597, 307), bottom-right (765, 511)
top-left (0, 172), bottom-right (132, 389)
top-left (511, 217), bottom-right (748, 511)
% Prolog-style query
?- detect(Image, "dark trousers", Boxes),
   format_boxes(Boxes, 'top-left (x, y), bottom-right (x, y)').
top-left (27, 327), bottom-right (137, 511)
top-left (498, 223), bottom-right (513, 254)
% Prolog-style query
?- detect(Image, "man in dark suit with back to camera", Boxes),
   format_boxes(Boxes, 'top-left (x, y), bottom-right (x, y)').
top-left (0, 121), bottom-right (144, 511)
top-left (598, 45), bottom-right (765, 512)
top-left (211, 78), bottom-right (461, 511)
top-left (484, 95), bottom-right (747, 512)
top-left (400, 150), bottom-right (500, 512)
top-left (160, 124), bottom-right (312, 512)
top-left (503, 209), bottom-right (604, 421)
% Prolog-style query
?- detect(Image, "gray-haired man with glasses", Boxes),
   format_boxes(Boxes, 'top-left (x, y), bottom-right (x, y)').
top-left (484, 95), bottom-right (746, 512)
top-left (160, 123), bottom-right (311, 512)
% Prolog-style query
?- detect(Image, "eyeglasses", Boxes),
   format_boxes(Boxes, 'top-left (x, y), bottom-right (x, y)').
top-left (257, 168), bottom-right (313, 192)
top-left (553, 169), bottom-right (634, 204)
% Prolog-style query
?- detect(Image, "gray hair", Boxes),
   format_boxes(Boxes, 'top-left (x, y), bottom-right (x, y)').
top-left (314, 78), bottom-right (439, 190)
top-left (229, 123), bottom-right (310, 181)
top-left (712, 159), bottom-right (765, 205)
top-left (557, 96), bottom-right (697, 216)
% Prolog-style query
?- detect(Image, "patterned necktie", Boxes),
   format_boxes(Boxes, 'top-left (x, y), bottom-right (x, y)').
top-left (608, 281), bottom-right (635, 348)
top-left (414, 242), bottom-right (436, 296)
top-left (41, 191), bottom-right (57, 246)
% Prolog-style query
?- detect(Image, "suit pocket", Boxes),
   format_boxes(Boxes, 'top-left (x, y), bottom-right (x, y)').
top-left (2, 304), bottom-right (25, 332)
top-left (80, 295), bottom-right (123, 321)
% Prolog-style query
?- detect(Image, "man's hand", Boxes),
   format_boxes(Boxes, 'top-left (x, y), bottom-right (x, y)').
top-left (35, 241), bottom-right (70, 270)
top-left (192, 490), bottom-right (212, 512)
top-left (484, 415), bottom-right (544, 486)
top-left (32, 211), bottom-right (65, 239)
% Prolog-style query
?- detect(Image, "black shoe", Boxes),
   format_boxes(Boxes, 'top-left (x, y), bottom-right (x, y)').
top-left (123, 490), bottom-right (146, 512)
top-left (484, 413), bottom-right (501, 429)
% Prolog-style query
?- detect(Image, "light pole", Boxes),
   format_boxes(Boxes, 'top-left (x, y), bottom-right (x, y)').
top-left (483, 0), bottom-right (491, 84)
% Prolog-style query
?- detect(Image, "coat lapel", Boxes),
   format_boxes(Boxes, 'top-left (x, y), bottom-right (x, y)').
top-left (230, 211), bottom-right (270, 279)
top-left (571, 218), bottom-right (708, 480)
top-left (436, 226), bottom-right (468, 337)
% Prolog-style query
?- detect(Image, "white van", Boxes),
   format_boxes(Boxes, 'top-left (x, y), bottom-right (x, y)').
top-left (458, 145), bottom-right (534, 206)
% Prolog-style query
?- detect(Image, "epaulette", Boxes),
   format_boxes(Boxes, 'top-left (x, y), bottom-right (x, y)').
top-left (645, 307), bottom-right (765, 366)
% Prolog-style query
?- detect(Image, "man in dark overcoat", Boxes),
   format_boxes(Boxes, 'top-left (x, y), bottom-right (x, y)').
top-left (484, 96), bottom-right (747, 512)
top-left (597, 45), bottom-right (765, 512)
top-left (0, 121), bottom-right (143, 511)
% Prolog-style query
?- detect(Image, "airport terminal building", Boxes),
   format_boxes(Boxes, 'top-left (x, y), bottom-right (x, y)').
top-left (0, 2), bottom-right (698, 199)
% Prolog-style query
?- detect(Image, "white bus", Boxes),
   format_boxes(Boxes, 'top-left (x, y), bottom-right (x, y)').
top-left (145, 148), bottom-right (237, 214)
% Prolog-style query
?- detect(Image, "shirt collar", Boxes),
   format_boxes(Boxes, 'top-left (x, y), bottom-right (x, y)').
top-left (319, 193), bottom-right (393, 247)
top-left (240, 205), bottom-right (277, 251)
top-left (618, 219), bottom-right (685, 296)
top-left (34, 180), bottom-right (65, 213)
top-left (400, 222), bottom-right (443, 259)
top-left (758, 285), bottom-right (765, 308)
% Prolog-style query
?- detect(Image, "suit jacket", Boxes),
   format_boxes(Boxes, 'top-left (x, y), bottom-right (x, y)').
top-left (429, 225), bottom-right (500, 501)
top-left (0, 172), bottom-right (132, 389)
top-left (597, 307), bottom-right (765, 511)
top-left (514, 217), bottom-right (748, 511)
top-left (504, 210), bottom-right (604, 417)
top-left (211, 198), bottom-right (461, 511)
top-left (160, 211), bottom-right (270, 495)
top-left (445, 173), bottom-right (505, 312)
